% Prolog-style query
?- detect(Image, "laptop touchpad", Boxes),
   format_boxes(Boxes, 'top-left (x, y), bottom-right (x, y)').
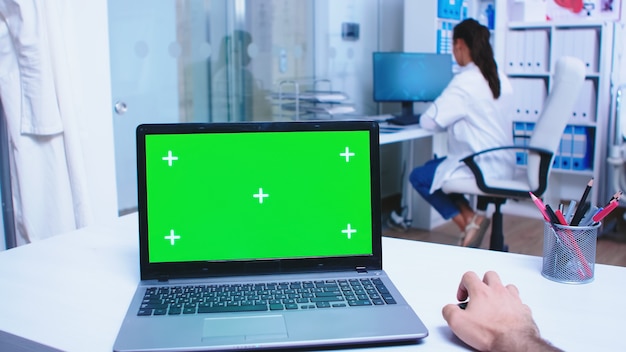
top-left (202, 315), bottom-right (288, 341)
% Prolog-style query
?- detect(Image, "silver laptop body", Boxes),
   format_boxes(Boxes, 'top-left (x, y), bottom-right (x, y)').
top-left (113, 121), bottom-right (428, 351)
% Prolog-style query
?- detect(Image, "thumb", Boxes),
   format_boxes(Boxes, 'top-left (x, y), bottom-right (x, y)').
top-left (442, 303), bottom-right (461, 324)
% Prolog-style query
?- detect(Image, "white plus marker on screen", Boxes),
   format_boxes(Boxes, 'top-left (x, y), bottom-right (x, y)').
top-left (162, 150), bottom-right (178, 166)
top-left (165, 230), bottom-right (180, 245)
top-left (253, 188), bottom-right (269, 204)
top-left (340, 147), bottom-right (355, 162)
top-left (342, 224), bottom-right (356, 239)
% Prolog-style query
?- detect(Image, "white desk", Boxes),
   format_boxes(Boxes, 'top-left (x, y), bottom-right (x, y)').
top-left (379, 123), bottom-right (437, 228)
top-left (1, 213), bottom-right (624, 351)
top-left (379, 123), bottom-right (434, 145)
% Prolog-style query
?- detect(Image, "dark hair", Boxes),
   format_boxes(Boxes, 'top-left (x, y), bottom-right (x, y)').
top-left (453, 19), bottom-right (501, 99)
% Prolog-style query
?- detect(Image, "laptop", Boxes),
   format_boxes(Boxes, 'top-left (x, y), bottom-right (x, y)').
top-left (113, 120), bottom-right (428, 351)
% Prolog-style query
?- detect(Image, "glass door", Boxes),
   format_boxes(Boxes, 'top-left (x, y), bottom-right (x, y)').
top-left (108, 0), bottom-right (316, 213)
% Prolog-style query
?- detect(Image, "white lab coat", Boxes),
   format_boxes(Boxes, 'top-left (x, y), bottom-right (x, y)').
top-left (420, 62), bottom-right (514, 194)
top-left (0, 0), bottom-right (92, 244)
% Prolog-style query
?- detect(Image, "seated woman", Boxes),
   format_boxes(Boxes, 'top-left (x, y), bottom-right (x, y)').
top-left (409, 19), bottom-right (514, 247)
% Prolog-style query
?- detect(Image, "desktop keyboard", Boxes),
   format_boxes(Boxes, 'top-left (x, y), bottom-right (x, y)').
top-left (137, 277), bottom-right (397, 316)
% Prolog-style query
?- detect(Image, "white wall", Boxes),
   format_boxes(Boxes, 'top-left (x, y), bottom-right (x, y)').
top-left (67, 1), bottom-right (119, 225)
top-left (314, 0), bottom-right (380, 115)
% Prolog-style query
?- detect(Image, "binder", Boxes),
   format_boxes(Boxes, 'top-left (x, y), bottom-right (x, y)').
top-left (520, 79), bottom-right (531, 119)
top-left (577, 28), bottom-right (599, 74)
top-left (571, 126), bottom-right (589, 170)
top-left (558, 125), bottom-right (574, 170)
top-left (524, 30), bottom-right (535, 73)
top-left (573, 79), bottom-right (597, 123)
top-left (505, 30), bottom-right (517, 73)
top-left (509, 78), bottom-right (525, 119)
top-left (551, 30), bottom-right (565, 69)
top-left (513, 122), bottom-right (528, 165)
top-left (524, 122), bottom-right (535, 165)
top-left (438, 0), bottom-right (463, 20)
top-left (505, 30), bottom-right (524, 74)
top-left (532, 30), bottom-right (550, 74)
top-left (529, 78), bottom-right (547, 120)
top-left (552, 29), bottom-right (573, 69)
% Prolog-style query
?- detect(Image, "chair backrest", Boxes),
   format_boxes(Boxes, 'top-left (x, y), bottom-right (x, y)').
top-left (527, 56), bottom-right (586, 190)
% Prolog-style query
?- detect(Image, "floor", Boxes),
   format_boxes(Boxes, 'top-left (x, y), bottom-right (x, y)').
top-left (381, 201), bottom-right (626, 267)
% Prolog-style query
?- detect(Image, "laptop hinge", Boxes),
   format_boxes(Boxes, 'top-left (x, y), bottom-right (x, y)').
top-left (157, 275), bottom-right (169, 282)
top-left (356, 266), bottom-right (368, 273)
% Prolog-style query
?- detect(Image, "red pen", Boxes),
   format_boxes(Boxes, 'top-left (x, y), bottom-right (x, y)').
top-left (592, 200), bottom-right (618, 223)
top-left (554, 209), bottom-right (568, 226)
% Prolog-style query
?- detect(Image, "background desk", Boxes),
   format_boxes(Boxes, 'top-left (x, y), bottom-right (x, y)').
top-left (0, 213), bottom-right (624, 351)
top-left (379, 123), bottom-right (439, 229)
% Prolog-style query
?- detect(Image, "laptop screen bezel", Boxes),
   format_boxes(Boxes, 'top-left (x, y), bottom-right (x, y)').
top-left (136, 121), bottom-right (383, 281)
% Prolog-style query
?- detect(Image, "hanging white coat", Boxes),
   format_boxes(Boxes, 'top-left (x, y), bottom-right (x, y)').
top-left (0, 0), bottom-right (92, 244)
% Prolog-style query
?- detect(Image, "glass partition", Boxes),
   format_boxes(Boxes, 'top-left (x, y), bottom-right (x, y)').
top-left (109, 0), bottom-right (382, 212)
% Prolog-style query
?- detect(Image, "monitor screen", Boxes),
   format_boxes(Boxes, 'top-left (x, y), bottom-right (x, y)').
top-left (143, 127), bottom-right (375, 264)
top-left (373, 52), bottom-right (453, 117)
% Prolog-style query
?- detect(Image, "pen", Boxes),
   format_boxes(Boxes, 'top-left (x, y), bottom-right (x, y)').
top-left (564, 200), bottom-right (577, 223)
top-left (570, 178), bottom-right (594, 226)
top-left (592, 200), bottom-right (619, 223)
top-left (570, 201), bottom-right (590, 227)
top-left (544, 204), bottom-right (560, 224)
top-left (579, 206), bottom-right (600, 227)
top-left (554, 208), bottom-right (569, 226)
top-left (529, 192), bottom-right (550, 222)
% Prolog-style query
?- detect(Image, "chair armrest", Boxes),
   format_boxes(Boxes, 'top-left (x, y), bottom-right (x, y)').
top-left (459, 145), bottom-right (553, 198)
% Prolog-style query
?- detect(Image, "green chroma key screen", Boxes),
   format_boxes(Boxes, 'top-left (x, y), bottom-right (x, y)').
top-left (145, 130), bottom-right (374, 263)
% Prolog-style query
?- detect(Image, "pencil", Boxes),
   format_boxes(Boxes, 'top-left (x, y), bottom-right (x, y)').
top-left (529, 192), bottom-right (550, 222)
top-left (609, 190), bottom-right (623, 204)
top-left (592, 200), bottom-right (619, 223)
top-left (570, 178), bottom-right (594, 226)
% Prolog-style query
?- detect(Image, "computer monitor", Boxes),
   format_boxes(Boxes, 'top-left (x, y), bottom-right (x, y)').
top-left (373, 52), bottom-right (453, 119)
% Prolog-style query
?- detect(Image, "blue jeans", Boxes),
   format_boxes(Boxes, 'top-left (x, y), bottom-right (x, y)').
top-left (409, 157), bottom-right (469, 220)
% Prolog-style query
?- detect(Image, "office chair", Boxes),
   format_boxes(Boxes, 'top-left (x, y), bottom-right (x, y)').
top-left (441, 56), bottom-right (586, 251)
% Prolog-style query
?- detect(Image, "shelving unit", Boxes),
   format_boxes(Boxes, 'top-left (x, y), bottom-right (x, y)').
top-left (502, 20), bottom-right (614, 206)
top-left (404, 0), bottom-right (619, 224)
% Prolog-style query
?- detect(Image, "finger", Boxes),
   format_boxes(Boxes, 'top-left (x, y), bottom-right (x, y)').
top-left (442, 303), bottom-right (462, 324)
top-left (482, 270), bottom-right (503, 287)
top-left (456, 271), bottom-right (480, 301)
top-left (505, 283), bottom-right (520, 296)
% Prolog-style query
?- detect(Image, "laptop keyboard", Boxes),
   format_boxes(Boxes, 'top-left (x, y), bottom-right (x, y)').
top-left (137, 278), bottom-right (397, 316)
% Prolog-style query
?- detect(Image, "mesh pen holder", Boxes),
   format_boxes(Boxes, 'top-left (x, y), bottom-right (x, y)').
top-left (542, 221), bottom-right (600, 284)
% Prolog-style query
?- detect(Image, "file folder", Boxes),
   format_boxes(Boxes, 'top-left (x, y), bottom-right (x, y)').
top-left (513, 122), bottom-right (528, 165)
top-left (577, 28), bottom-right (599, 74)
top-left (558, 125), bottom-right (574, 170)
top-left (573, 79), bottom-right (597, 123)
top-left (571, 126), bottom-right (593, 170)
top-left (509, 78), bottom-right (525, 118)
top-left (438, 0), bottom-right (463, 20)
top-left (529, 78), bottom-right (547, 120)
top-left (531, 30), bottom-right (550, 74)
top-left (505, 30), bottom-right (524, 74)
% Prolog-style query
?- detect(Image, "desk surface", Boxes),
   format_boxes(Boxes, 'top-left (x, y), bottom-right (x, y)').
top-left (378, 124), bottom-right (433, 145)
top-left (0, 213), bottom-right (624, 351)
